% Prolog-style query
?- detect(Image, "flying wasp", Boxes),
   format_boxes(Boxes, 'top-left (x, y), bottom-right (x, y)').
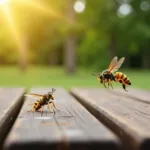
top-left (92, 56), bottom-right (131, 91)
top-left (24, 88), bottom-right (60, 114)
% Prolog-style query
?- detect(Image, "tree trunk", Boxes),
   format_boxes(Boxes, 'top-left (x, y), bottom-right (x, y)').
top-left (109, 1), bottom-right (118, 59)
top-left (142, 50), bottom-right (150, 68)
top-left (49, 49), bottom-right (59, 65)
top-left (109, 33), bottom-right (117, 59)
top-left (64, 0), bottom-right (76, 74)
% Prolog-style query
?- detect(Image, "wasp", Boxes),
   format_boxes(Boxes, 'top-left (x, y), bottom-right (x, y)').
top-left (92, 56), bottom-right (131, 91)
top-left (24, 88), bottom-right (60, 114)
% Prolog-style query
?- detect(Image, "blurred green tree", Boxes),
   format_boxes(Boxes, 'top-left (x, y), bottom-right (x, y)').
top-left (77, 0), bottom-right (150, 69)
top-left (1, 0), bottom-right (150, 71)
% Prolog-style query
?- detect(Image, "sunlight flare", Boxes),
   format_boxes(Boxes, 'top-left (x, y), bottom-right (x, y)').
top-left (0, 0), bottom-right (70, 60)
top-left (1, 4), bottom-right (22, 48)
top-left (0, 0), bottom-right (7, 5)
top-left (0, 0), bottom-right (67, 51)
top-left (12, 0), bottom-right (69, 22)
top-left (20, 0), bottom-right (59, 17)
top-left (0, 0), bottom-right (27, 63)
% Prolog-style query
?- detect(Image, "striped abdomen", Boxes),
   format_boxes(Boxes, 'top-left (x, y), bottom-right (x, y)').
top-left (115, 72), bottom-right (131, 85)
top-left (33, 99), bottom-right (42, 110)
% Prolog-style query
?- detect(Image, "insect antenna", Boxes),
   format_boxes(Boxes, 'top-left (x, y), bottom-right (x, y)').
top-left (52, 88), bottom-right (56, 93)
top-left (92, 69), bottom-right (98, 76)
top-left (92, 73), bottom-right (97, 76)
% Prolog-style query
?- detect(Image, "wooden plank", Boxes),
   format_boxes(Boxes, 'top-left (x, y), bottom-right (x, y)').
top-left (4, 88), bottom-right (120, 150)
top-left (0, 88), bottom-right (25, 148)
top-left (70, 88), bottom-right (150, 150)
top-left (110, 88), bottom-right (150, 104)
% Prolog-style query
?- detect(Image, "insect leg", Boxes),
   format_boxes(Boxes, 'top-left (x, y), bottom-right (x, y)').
top-left (28, 108), bottom-right (35, 112)
top-left (104, 83), bottom-right (107, 88)
top-left (39, 106), bottom-right (44, 115)
top-left (110, 81), bottom-right (113, 89)
top-left (120, 80), bottom-right (128, 92)
top-left (108, 79), bottom-right (113, 89)
top-left (41, 106), bottom-right (44, 112)
top-left (47, 103), bottom-right (53, 113)
top-left (52, 101), bottom-right (60, 111)
top-left (103, 80), bottom-right (107, 88)
top-left (122, 84), bottom-right (128, 92)
top-left (53, 109), bottom-right (55, 116)
top-left (108, 80), bottom-right (110, 88)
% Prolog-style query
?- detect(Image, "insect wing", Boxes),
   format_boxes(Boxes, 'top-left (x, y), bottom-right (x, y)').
top-left (110, 57), bottom-right (125, 73)
top-left (108, 56), bottom-right (118, 71)
top-left (24, 93), bottom-right (44, 99)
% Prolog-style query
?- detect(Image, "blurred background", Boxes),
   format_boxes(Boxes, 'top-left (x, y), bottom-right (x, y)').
top-left (0, 0), bottom-right (150, 89)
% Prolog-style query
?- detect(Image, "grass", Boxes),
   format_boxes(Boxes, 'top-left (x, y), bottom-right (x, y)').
top-left (0, 65), bottom-right (150, 90)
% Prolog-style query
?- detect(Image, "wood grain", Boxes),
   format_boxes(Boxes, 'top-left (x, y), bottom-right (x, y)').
top-left (0, 88), bottom-right (25, 148)
top-left (110, 88), bottom-right (150, 104)
top-left (4, 88), bottom-right (120, 150)
top-left (70, 88), bottom-right (150, 150)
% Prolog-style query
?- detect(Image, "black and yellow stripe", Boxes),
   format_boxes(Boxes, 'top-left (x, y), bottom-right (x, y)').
top-left (115, 72), bottom-right (131, 85)
top-left (33, 99), bottom-right (42, 110)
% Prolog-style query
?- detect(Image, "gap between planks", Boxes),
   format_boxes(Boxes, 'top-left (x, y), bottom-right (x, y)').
top-left (0, 88), bottom-right (25, 149)
top-left (4, 88), bottom-right (121, 150)
top-left (70, 88), bottom-right (150, 150)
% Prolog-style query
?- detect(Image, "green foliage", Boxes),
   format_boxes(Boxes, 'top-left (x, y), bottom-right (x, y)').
top-left (0, 0), bottom-right (150, 68)
top-left (77, 0), bottom-right (150, 68)
top-left (77, 29), bottom-right (109, 70)
top-left (77, 0), bottom-right (118, 69)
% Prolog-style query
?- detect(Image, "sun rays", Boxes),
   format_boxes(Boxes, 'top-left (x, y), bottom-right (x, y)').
top-left (1, 2), bottom-right (21, 47)
top-left (13, 0), bottom-right (62, 18)
top-left (0, 0), bottom-right (68, 58)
